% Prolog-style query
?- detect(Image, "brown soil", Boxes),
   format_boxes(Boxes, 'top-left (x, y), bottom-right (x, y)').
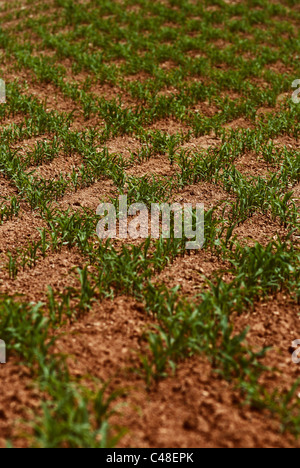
top-left (0, 358), bottom-right (39, 448)
top-left (0, 0), bottom-right (299, 450)
top-left (48, 296), bottom-right (300, 448)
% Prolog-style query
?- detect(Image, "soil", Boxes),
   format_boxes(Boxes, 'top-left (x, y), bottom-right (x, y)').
top-left (0, 0), bottom-right (299, 449)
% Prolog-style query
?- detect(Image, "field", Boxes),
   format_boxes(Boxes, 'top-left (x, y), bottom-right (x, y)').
top-left (0, 0), bottom-right (299, 449)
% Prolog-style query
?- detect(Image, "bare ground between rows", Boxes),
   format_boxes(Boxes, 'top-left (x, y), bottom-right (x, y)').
top-left (0, 359), bottom-right (39, 448)
top-left (0, 9), bottom-right (299, 447)
top-left (233, 294), bottom-right (300, 399)
top-left (51, 295), bottom-right (300, 448)
top-left (1, 290), bottom-right (299, 448)
top-left (0, 247), bottom-right (85, 303)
